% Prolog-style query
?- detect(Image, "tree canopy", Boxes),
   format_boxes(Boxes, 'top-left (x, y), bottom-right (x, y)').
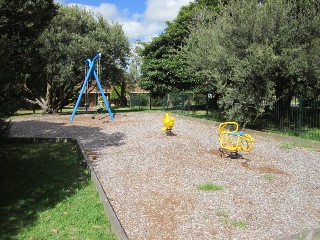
top-left (0, 1), bottom-right (130, 135)
top-left (140, 0), bottom-right (320, 126)
top-left (0, 0), bottom-right (58, 135)
top-left (140, 0), bottom-right (223, 96)
top-left (24, 5), bottom-right (130, 113)
top-left (182, 0), bottom-right (320, 125)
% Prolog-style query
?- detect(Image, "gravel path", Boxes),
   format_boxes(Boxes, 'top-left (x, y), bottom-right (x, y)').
top-left (10, 112), bottom-right (320, 239)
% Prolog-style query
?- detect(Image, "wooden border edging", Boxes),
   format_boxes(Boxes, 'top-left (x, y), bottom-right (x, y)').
top-left (6, 137), bottom-right (128, 240)
top-left (75, 140), bottom-right (129, 240)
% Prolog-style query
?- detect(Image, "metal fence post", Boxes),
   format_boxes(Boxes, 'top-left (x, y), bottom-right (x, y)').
top-left (181, 92), bottom-right (184, 114)
top-left (206, 93), bottom-right (209, 118)
top-left (138, 94), bottom-right (140, 110)
top-left (298, 97), bottom-right (303, 136)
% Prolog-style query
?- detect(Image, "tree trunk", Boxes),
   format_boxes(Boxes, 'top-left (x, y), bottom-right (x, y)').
top-left (25, 82), bottom-right (53, 114)
top-left (120, 81), bottom-right (127, 107)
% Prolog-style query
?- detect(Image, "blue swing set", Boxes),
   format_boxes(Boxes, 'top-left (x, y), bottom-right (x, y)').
top-left (70, 53), bottom-right (114, 122)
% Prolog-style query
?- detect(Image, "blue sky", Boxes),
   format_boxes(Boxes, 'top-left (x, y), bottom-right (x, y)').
top-left (56, 0), bottom-right (193, 42)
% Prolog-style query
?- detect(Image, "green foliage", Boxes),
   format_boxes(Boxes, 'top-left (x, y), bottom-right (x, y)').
top-left (110, 86), bottom-right (124, 101)
top-left (24, 6), bottom-right (130, 113)
top-left (230, 220), bottom-right (248, 229)
top-left (0, 141), bottom-right (116, 239)
top-left (195, 182), bottom-right (224, 191)
top-left (0, 118), bottom-right (11, 136)
top-left (0, 0), bottom-right (58, 135)
top-left (215, 209), bottom-right (230, 218)
top-left (140, 0), bottom-right (223, 95)
top-left (26, 6), bottom-right (96, 113)
top-left (277, 140), bottom-right (320, 151)
top-left (110, 83), bottom-right (128, 106)
top-left (263, 174), bottom-right (276, 181)
top-left (215, 208), bottom-right (248, 229)
top-left (182, 0), bottom-right (320, 127)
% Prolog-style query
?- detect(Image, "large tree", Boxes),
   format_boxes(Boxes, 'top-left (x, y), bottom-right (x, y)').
top-left (23, 6), bottom-right (130, 113)
top-left (0, 0), bottom-right (57, 135)
top-left (182, 0), bottom-right (320, 126)
top-left (102, 21), bottom-right (131, 106)
top-left (140, 0), bottom-right (223, 96)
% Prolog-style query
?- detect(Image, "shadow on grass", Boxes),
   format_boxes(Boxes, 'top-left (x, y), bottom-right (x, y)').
top-left (3, 119), bottom-right (128, 239)
top-left (0, 141), bottom-right (86, 239)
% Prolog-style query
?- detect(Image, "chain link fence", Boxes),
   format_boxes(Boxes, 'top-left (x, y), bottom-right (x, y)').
top-left (249, 97), bottom-right (320, 140)
top-left (128, 93), bottom-right (320, 140)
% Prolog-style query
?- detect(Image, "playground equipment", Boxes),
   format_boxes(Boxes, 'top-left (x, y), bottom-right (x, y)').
top-left (70, 53), bottom-right (114, 122)
top-left (162, 113), bottom-right (175, 136)
top-left (218, 122), bottom-right (255, 158)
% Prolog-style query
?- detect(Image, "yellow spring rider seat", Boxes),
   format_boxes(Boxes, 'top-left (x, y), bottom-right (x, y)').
top-left (162, 113), bottom-right (175, 136)
top-left (218, 122), bottom-right (255, 158)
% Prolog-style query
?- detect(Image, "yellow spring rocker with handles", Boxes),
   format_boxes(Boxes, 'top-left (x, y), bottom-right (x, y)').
top-left (218, 122), bottom-right (255, 158)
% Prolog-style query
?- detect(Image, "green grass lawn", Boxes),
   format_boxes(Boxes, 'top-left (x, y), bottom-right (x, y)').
top-left (0, 140), bottom-right (116, 240)
top-left (10, 109), bottom-right (43, 119)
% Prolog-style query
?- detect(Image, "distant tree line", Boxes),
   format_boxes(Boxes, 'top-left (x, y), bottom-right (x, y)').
top-left (140, 0), bottom-right (320, 126)
top-left (0, 0), bottom-right (130, 136)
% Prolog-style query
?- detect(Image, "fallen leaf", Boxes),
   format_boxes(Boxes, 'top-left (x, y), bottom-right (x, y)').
top-left (92, 225), bottom-right (103, 229)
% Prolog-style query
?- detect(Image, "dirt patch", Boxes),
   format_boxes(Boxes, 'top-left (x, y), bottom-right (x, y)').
top-left (241, 162), bottom-right (288, 175)
top-left (207, 149), bottom-right (222, 157)
top-left (141, 191), bottom-right (196, 239)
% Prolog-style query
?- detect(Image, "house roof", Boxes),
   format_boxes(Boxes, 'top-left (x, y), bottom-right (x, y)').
top-left (127, 84), bottom-right (149, 94)
top-left (85, 82), bottom-right (149, 94)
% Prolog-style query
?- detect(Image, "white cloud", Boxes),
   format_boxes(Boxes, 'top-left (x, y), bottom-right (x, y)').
top-left (93, 3), bottom-right (119, 19)
top-left (67, 3), bottom-right (120, 21)
top-left (58, 0), bottom-right (193, 42)
top-left (122, 21), bottom-right (144, 39)
top-left (145, 0), bottom-right (192, 22)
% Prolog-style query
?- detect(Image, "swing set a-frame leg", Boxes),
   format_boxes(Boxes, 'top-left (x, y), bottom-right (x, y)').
top-left (70, 53), bottom-right (114, 122)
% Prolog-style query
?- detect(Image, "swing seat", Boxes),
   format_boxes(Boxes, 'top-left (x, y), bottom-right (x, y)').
top-left (96, 107), bottom-right (103, 113)
top-left (227, 131), bottom-right (246, 136)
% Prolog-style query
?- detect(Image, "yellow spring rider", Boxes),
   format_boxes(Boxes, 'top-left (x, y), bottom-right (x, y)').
top-left (162, 113), bottom-right (175, 136)
top-left (218, 122), bottom-right (255, 158)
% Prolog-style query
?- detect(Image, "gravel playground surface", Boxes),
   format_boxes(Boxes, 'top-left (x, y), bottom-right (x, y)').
top-left (10, 112), bottom-right (320, 240)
